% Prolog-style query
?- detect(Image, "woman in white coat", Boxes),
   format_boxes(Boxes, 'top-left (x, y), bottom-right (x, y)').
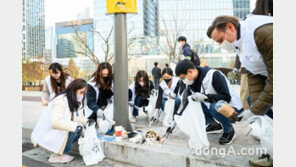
top-left (31, 79), bottom-right (94, 163)
top-left (41, 63), bottom-right (72, 106)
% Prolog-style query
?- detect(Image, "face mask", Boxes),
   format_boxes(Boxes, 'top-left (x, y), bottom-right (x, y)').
top-left (103, 76), bottom-right (109, 83)
top-left (182, 77), bottom-right (194, 85)
top-left (139, 82), bottom-right (145, 87)
top-left (220, 29), bottom-right (236, 51)
top-left (164, 78), bottom-right (172, 84)
top-left (77, 94), bottom-right (84, 102)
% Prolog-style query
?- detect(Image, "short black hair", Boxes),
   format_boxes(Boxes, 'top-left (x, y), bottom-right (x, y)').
top-left (162, 67), bottom-right (174, 76)
top-left (154, 62), bottom-right (158, 66)
top-left (175, 59), bottom-right (196, 76)
top-left (177, 36), bottom-right (187, 42)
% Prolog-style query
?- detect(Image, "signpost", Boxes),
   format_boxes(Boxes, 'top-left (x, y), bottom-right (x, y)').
top-left (106, 0), bottom-right (137, 131)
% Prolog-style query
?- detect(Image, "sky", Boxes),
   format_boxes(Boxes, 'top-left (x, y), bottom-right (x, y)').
top-left (44, 0), bottom-right (94, 28)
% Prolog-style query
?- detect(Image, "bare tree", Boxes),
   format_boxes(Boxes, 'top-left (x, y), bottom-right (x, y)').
top-left (159, 12), bottom-right (188, 61)
top-left (92, 26), bottom-right (114, 63)
top-left (69, 20), bottom-right (138, 67)
top-left (71, 22), bottom-right (100, 66)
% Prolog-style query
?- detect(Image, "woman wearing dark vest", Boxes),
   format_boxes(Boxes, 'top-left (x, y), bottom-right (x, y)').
top-left (41, 63), bottom-right (72, 106)
top-left (154, 67), bottom-right (181, 118)
top-left (85, 62), bottom-right (113, 121)
top-left (128, 70), bottom-right (154, 123)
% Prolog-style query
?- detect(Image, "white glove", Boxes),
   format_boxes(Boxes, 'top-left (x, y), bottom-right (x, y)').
top-left (238, 109), bottom-right (255, 121)
top-left (191, 92), bottom-right (206, 102)
top-left (96, 109), bottom-right (105, 119)
top-left (233, 68), bottom-right (238, 75)
top-left (128, 101), bottom-right (134, 107)
top-left (169, 93), bottom-right (176, 99)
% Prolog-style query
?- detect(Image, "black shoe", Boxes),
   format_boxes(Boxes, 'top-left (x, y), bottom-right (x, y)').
top-left (219, 129), bottom-right (236, 145)
top-left (206, 122), bottom-right (223, 134)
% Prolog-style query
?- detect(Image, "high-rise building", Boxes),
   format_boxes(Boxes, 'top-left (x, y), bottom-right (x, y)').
top-left (22, 0), bottom-right (45, 59)
top-left (93, 0), bottom-right (159, 61)
top-left (158, 0), bottom-right (251, 55)
top-left (55, 19), bottom-right (94, 58)
top-left (233, 0), bottom-right (250, 19)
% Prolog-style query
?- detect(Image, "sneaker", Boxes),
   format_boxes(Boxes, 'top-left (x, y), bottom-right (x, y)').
top-left (48, 153), bottom-right (74, 163)
top-left (129, 115), bottom-right (136, 123)
top-left (219, 128), bottom-right (236, 145)
top-left (249, 154), bottom-right (273, 167)
top-left (206, 122), bottom-right (223, 134)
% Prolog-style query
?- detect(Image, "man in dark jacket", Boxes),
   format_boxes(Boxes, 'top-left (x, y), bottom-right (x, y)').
top-left (177, 36), bottom-right (200, 66)
top-left (175, 60), bottom-right (243, 145)
top-left (152, 62), bottom-right (161, 90)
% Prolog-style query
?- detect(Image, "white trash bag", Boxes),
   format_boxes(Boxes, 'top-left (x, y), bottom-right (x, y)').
top-left (248, 115), bottom-right (273, 157)
top-left (97, 118), bottom-right (111, 134)
top-left (97, 99), bottom-right (115, 134)
top-left (147, 89), bottom-right (158, 121)
top-left (104, 99), bottom-right (114, 121)
top-left (78, 123), bottom-right (105, 166)
top-left (163, 97), bottom-right (175, 127)
top-left (174, 96), bottom-right (210, 149)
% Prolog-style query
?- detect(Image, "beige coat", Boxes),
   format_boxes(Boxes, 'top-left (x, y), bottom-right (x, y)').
top-left (41, 76), bottom-right (73, 102)
top-left (32, 95), bottom-right (88, 155)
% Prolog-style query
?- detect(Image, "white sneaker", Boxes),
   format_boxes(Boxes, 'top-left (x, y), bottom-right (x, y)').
top-left (129, 115), bottom-right (136, 123)
top-left (48, 153), bottom-right (74, 163)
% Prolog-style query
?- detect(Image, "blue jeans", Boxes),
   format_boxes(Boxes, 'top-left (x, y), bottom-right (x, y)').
top-left (247, 96), bottom-right (273, 119)
top-left (63, 127), bottom-right (79, 154)
top-left (133, 95), bottom-right (149, 116)
top-left (201, 102), bottom-right (243, 133)
top-left (161, 97), bottom-right (181, 116)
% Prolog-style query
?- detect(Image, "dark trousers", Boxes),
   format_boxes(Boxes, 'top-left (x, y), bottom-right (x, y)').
top-left (154, 78), bottom-right (160, 90)
top-left (201, 102), bottom-right (243, 133)
top-left (133, 95), bottom-right (149, 116)
top-left (63, 127), bottom-right (79, 153)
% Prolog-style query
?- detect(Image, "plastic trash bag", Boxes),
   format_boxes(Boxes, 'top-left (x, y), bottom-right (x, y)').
top-left (97, 118), bottom-right (111, 134)
top-left (78, 123), bottom-right (105, 166)
top-left (97, 99), bottom-right (114, 135)
top-left (147, 89), bottom-right (158, 121)
top-left (163, 97), bottom-right (175, 127)
top-left (174, 96), bottom-right (210, 149)
top-left (248, 115), bottom-right (273, 157)
top-left (104, 98), bottom-right (114, 121)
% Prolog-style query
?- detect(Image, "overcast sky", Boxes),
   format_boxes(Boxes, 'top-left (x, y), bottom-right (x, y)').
top-left (45, 0), bottom-right (93, 27)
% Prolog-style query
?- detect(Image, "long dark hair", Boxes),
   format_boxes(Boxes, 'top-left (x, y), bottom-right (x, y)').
top-left (135, 70), bottom-right (150, 96)
top-left (59, 79), bottom-right (87, 113)
top-left (49, 63), bottom-right (69, 94)
top-left (252, 0), bottom-right (273, 16)
top-left (92, 62), bottom-right (113, 90)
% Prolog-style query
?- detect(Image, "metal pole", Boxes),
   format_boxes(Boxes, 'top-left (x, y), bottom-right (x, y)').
top-left (113, 13), bottom-right (132, 131)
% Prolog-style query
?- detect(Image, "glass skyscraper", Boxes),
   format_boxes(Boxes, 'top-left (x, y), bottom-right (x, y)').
top-left (55, 19), bottom-right (94, 58)
top-left (158, 0), bottom-right (251, 55)
top-left (22, 0), bottom-right (45, 59)
top-left (93, 0), bottom-right (159, 61)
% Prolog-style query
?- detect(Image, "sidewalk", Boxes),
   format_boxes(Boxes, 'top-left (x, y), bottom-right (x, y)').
top-left (22, 85), bottom-right (261, 167)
